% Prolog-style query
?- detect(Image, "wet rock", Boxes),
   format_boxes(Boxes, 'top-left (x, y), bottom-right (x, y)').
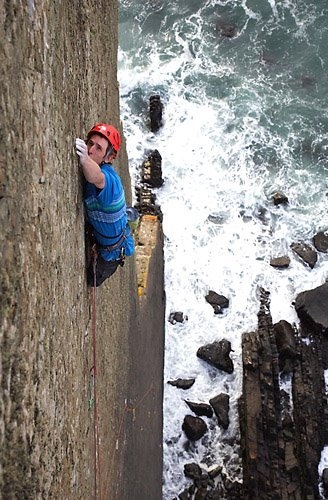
top-left (240, 288), bottom-right (328, 499)
top-left (149, 94), bottom-right (163, 132)
top-left (135, 185), bottom-right (163, 220)
top-left (294, 282), bottom-right (328, 334)
top-left (141, 149), bottom-right (164, 188)
top-left (184, 401), bottom-right (213, 418)
top-left (209, 393), bottom-right (230, 429)
top-left (273, 320), bottom-right (298, 373)
top-left (216, 20), bottom-right (237, 38)
top-left (184, 463), bottom-right (202, 480)
top-left (205, 290), bottom-right (229, 314)
top-left (167, 378), bottom-right (195, 390)
top-left (182, 415), bottom-right (207, 441)
top-left (270, 255), bottom-right (290, 268)
top-left (197, 339), bottom-right (234, 374)
top-left (272, 191), bottom-right (289, 205)
top-left (207, 464), bottom-right (223, 479)
top-left (291, 241), bottom-right (317, 268)
top-left (169, 311), bottom-right (188, 324)
top-left (322, 468), bottom-right (328, 496)
top-left (313, 231), bottom-right (328, 253)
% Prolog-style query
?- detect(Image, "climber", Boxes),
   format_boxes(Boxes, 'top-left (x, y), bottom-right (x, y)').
top-left (75, 123), bottom-right (135, 287)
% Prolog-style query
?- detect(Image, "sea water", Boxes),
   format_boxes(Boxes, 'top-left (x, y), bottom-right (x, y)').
top-left (118, 1), bottom-right (328, 497)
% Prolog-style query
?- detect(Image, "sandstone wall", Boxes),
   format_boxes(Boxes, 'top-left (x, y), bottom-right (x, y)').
top-left (0, 2), bottom-right (164, 499)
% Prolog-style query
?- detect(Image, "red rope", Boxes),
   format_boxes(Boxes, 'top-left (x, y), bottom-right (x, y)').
top-left (91, 247), bottom-right (102, 499)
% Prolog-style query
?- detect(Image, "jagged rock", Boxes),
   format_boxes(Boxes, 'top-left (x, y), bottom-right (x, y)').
top-left (135, 185), bottom-right (163, 220)
top-left (167, 378), bottom-right (195, 390)
top-left (141, 149), bottom-right (164, 188)
top-left (182, 415), bottom-right (207, 441)
top-left (273, 320), bottom-right (298, 373)
top-left (273, 192), bottom-right (289, 205)
top-left (205, 290), bottom-right (229, 314)
top-left (216, 20), bottom-right (237, 38)
top-left (313, 231), bottom-right (328, 253)
top-left (270, 256), bottom-right (290, 268)
top-left (239, 288), bottom-right (328, 499)
top-left (184, 463), bottom-right (202, 480)
top-left (197, 339), bottom-right (234, 374)
top-left (209, 393), bottom-right (230, 429)
top-left (169, 311), bottom-right (188, 324)
top-left (149, 95), bottom-right (163, 133)
top-left (291, 241), bottom-right (317, 268)
top-left (184, 401), bottom-right (213, 418)
top-left (322, 468), bottom-right (328, 496)
top-left (208, 464), bottom-right (223, 479)
top-left (294, 282), bottom-right (328, 334)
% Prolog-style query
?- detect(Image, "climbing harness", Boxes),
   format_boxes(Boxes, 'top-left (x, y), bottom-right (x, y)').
top-left (97, 229), bottom-right (126, 252)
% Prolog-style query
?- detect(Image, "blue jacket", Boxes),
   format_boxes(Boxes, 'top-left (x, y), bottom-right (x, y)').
top-left (84, 163), bottom-right (134, 261)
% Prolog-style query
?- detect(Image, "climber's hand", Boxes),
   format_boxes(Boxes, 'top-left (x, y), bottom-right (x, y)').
top-left (75, 138), bottom-right (88, 165)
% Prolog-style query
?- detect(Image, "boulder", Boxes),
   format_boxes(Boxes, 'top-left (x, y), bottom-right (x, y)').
top-left (149, 94), bottom-right (163, 133)
top-left (184, 401), bottom-right (213, 418)
top-left (167, 378), bottom-right (195, 390)
top-left (291, 241), bottom-right (317, 268)
top-left (273, 192), bottom-right (289, 206)
top-left (313, 231), bottom-right (328, 253)
top-left (270, 256), bottom-right (290, 268)
top-left (182, 415), bottom-right (207, 441)
top-left (169, 311), bottom-right (188, 324)
top-left (205, 290), bottom-right (229, 314)
top-left (209, 393), bottom-right (230, 429)
top-left (197, 339), bottom-right (234, 374)
top-left (273, 320), bottom-right (297, 373)
top-left (294, 282), bottom-right (328, 334)
top-left (216, 20), bottom-right (237, 38)
top-left (141, 149), bottom-right (164, 188)
top-left (184, 463), bottom-right (202, 480)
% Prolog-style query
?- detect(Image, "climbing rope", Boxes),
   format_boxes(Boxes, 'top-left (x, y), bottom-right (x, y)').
top-left (91, 246), bottom-right (102, 500)
top-left (89, 244), bottom-right (155, 500)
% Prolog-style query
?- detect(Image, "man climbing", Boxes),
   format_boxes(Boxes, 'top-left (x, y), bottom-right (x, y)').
top-left (75, 123), bottom-right (135, 287)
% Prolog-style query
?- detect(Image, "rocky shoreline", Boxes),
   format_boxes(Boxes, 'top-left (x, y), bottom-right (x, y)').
top-left (166, 280), bottom-right (328, 500)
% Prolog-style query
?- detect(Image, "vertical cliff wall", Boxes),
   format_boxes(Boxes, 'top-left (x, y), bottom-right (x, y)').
top-left (0, 1), bottom-right (164, 499)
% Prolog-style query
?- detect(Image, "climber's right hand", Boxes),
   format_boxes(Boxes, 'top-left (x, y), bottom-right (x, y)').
top-left (75, 138), bottom-right (88, 165)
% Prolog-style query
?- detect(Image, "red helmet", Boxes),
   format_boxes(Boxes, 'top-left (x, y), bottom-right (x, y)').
top-left (86, 123), bottom-right (121, 153)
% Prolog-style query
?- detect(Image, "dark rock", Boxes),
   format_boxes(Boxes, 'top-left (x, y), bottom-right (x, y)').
top-left (205, 290), bottom-right (229, 313)
top-left (273, 320), bottom-right (297, 373)
top-left (322, 468), bottom-right (328, 495)
top-left (182, 415), bottom-right (207, 441)
top-left (291, 241), bottom-right (317, 269)
top-left (216, 20), bottom-right (237, 38)
top-left (149, 94), bottom-right (163, 133)
top-left (295, 282), bottom-right (328, 334)
top-left (208, 464), bottom-right (223, 479)
top-left (313, 231), bottom-right (328, 253)
top-left (209, 393), bottom-right (230, 429)
top-left (270, 256), bottom-right (290, 268)
top-left (184, 401), bottom-right (213, 418)
top-left (184, 462), bottom-right (202, 480)
top-left (239, 287), bottom-right (327, 499)
top-left (169, 311), bottom-right (188, 324)
top-left (167, 378), bottom-right (195, 390)
top-left (141, 149), bottom-right (164, 188)
top-left (135, 185), bottom-right (163, 220)
top-left (273, 192), bottom-right (289, 205)
top-left (197, 339), bottom-right (234, 374)
top-left (177, 489), bottom-right (189, 500)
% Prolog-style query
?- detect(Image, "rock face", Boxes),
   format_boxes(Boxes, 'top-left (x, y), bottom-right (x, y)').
top-left (239, 288), bottom-right (328, 499)
top-left (0, 3), bottom-right (165, 500)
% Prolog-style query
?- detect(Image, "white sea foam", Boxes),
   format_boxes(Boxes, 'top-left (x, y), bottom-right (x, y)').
top-left (119, 0), bottom-right (328, 497)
